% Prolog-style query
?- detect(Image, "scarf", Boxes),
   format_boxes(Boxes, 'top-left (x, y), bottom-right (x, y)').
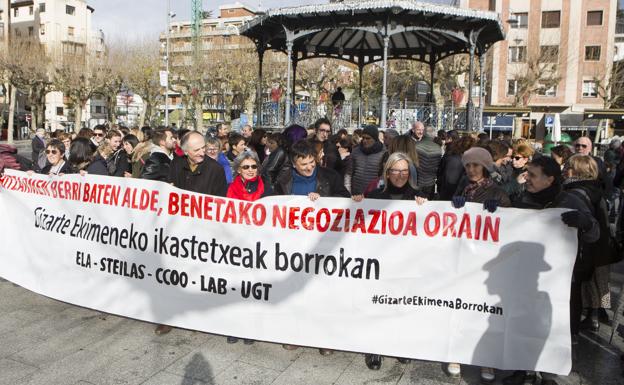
top-left (385, 182), bottom-right (410, 199)
top-left (526, 183), bottom-right (561, 208)
top-left (361, 141), bottom-right (384, 155)
top-left (227, 175), bottom-right (264, 201)
top-left (291, 167), bottom-right (318, 196)
top-left (464, 177), bottom-right (494, 202)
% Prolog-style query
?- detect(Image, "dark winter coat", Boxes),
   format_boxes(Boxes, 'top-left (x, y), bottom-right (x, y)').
top-left (350, 142), bottom-right (386, 195)
top-left (437, 153), bottom-right (464, 200)
top-left (411, 135), bottom-right (442, 188)
top-left (168, 156), bottom-right (228, 197)
top-left (141, 149), bottom-right (172, 182)
top-left (40, 161), bottom-right (73, 175)
top-left (366, 183), bottom-right (425, 201)
top-left (274, 166), bottom-right (350, 198)
top-left (262, 147), bottom-right (288, 188)
top-left (455, 178), bottom-right (512, 207)
top-left (107, 149), bottom-right (131, 177)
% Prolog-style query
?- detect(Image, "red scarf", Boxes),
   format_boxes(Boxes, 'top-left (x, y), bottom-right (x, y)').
top-left (227, 175), bottom-right (265, 201)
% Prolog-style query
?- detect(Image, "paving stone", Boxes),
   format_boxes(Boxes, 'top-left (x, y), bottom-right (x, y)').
top-left (84, 319), bottom-right (156, 357)
top-left (140, 371), bottom-right (211, 385)
top-left (237, 340), bottom-right (304, 372)
top-left (11, 314), bottom-right (125, 368)
top-left (271, 350), bottom-right (354, 385)
top-left (87, 342), bottom-right (192, 385)
top-left (164, 336), bottom-right (249, 381)
top-left (0, 358), bottom-right (39, 385)
top-left (334, 355), bottom-right (407, 385)
top-left (210, 361), bottom-right (280, 385)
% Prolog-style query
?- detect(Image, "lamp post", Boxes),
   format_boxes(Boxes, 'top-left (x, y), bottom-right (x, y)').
top-left (164, 0), bottom-right (175, 127)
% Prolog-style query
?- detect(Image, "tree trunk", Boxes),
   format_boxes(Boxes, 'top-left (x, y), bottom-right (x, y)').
top-left (138, 103), bottom-right (147, 128)
top-left (7, 85), bottom-right (16, 144)
top-left (109, 95), bottom-right (117, 126)
top-left (31, 104), bottom-right (38, 134)
top-left (513, 116), bottom-right (523, 139)
top-left (37, 94), bottom-right (45, 131)
top-left (194, 99), bottom-right (203, 132)
top-left (74, 103), bottom-right (83, 133)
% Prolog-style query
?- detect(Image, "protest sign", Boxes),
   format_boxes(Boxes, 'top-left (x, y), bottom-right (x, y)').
top-left (0, 170), bottom-right (577, 374)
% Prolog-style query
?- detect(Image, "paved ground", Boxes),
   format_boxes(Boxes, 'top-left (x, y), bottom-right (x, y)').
top-left (0, 275), bottom-right (623, 385)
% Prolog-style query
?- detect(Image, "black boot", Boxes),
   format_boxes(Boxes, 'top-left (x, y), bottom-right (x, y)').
top-left (397, 357), bottom-right (411, 364)
top-left (597, 308), bottom-right (610, 324)
top-left (502, 370), bottom-right (536, 385)
top-left (365, 354), bottom-right (383, 370)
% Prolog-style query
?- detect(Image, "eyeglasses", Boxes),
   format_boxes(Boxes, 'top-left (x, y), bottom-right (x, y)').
top-left (206, 147), bottom-right (219, 153)
top-left (94, 133), bottom-right (104, 137)
top-left (575, 144), bottom-right (588, 149)
top-left (240, 164), bottom-right (258, 170)
top-left (388, 169), bottom-right (409, 176)
top-left (46, 149), bottom-right (59, 155)
top-left (513, 156), bottom-right (525, 161)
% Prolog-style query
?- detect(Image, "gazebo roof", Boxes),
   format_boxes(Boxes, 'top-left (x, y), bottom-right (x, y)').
top-left (239, 0), bottom-right (505, 66)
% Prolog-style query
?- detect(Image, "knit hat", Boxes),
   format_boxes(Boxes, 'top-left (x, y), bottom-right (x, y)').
top-left (362, 125), bottom-right (379, 141)
top-left (462, 147), bottom-right (494, 172)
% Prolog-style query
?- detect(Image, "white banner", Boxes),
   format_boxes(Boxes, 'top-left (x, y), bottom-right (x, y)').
top-left (0, 170), bottom-right (577, 374)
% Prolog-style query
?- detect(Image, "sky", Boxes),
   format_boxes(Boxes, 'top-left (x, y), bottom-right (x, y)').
top-left (83, 0), bottom-right (624, 42)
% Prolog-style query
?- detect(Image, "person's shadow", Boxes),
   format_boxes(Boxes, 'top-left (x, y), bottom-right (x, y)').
top-left (472, 242), bottom-right (553, 372)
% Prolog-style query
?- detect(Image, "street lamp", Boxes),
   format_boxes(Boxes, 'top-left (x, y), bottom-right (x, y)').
top-left (165, 0), bottom-right (176, 127)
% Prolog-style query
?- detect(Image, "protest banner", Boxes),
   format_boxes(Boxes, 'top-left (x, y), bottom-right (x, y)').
top-left (0, 169), bottom-right (577, 374)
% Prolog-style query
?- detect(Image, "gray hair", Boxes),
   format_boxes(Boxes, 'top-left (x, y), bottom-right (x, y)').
top-left (180, 131), bottom-right (204, 151)
top-left (205, 136), bottom-right (221, 150)
top-left (425, 125), bottom-right (436, 138)
top-left (232, 150), bottom-right (261, 174)
top-left (382, 152), bottom-right (416, 190)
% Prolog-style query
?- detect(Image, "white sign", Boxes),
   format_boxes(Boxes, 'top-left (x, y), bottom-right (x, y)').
top-left (159, 70), bottom-right (168, 88)
top-left (0, 170), bottom-right (577, 375)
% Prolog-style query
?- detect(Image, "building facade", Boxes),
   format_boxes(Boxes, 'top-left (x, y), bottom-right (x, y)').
top-left (462, 0), bottom-right (619, 135)
top-left (0, 0), bottom-right (106, 131)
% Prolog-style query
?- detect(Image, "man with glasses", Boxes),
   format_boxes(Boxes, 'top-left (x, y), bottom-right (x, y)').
top-left (311, 118), bottom-right (341, 173)
top-left (141, 129), bottom-right (175, 182)
top-left (169, 131), bottom-right (227, 196)
top-left (574, 136), bottom-right (609, 195)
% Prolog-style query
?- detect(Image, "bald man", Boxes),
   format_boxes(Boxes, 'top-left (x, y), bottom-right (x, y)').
top-left (168, 131), bottom-right (227, 196)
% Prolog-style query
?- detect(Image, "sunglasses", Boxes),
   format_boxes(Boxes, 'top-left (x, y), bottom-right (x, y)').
top-left (513, 156), bottom-right (525, 161)
top-left (94, 133), bottom-right (104, 137)
top-left (575, 144), bottom-right (588, 149)
top-left (240, 164), bottom-right (258, 170)
top-left (45, 149), bottom-right (59, 155)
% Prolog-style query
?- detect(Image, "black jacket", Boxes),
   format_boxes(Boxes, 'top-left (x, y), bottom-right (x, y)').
top-left (366, 184), bottom-right (425, 200)
top-left (31, 136), bottom-right (45, 163)
top-left (168, 156), bottom-right (228, 197)
top-left (107, 150), bottom-right (131, 177)
top-left (40, 161), bottom-right (73, 175)
top-left (86, 155), bottom-right (109, 176)
top-left (274, 166), bottom-right (350, 198)
top-left (141, 150), bottom-right (172, 182)
top-left (262, 147), bottom-right (288, 187)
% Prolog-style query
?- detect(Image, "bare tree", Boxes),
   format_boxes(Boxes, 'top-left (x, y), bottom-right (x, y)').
top-left (124, 42), bottom-right (162, 127)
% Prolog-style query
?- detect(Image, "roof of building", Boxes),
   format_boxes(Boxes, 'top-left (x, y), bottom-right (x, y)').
top-left (240, 0), bottom-right (504, 66)
top-left (219, 2), bottom-right (256, 13)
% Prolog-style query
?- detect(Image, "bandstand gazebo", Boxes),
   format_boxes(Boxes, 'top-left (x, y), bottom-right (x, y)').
top-left (239, 0), bottom-right (505, 130)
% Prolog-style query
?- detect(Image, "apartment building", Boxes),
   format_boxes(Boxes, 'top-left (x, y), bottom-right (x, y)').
top-left (0, 0), bottom-right (106, 131)
top-left (462, 0), bottom-right (618, 136)
top-left (159, 2), bottom-right (256, 124)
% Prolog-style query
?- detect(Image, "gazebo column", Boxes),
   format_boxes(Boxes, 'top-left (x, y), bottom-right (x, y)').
top-left (285, 39), bottom-right (294, 125)
top-left (478, 52), bottom-right (486, 131)
top-left (466, 37), bottom-right (476, 131)
top-left (358, 62), bottom-right (364, 129)
top-left (380, 36), bottom-right (390, 129)
top-left (428, 59), bottom-right (436, 104)
top-left (256, 44), bottom-right (265, 127)
top-left (292, 59), bottom-right (298, 107)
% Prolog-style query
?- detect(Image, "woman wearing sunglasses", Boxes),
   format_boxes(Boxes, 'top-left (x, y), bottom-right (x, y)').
top-left (227, 151), bottom-right (273, 202)
top-left (504, 143), bottom-right (535, 203)
top-left (39, 139), bottom-right (72, 175)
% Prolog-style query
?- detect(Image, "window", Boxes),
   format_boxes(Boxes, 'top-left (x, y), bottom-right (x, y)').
top-left (40, 24), bottom-right (45, 35)
top-left (66, 5), bottom-right (75, 15)
top-left (56, 107), bottom-right (64, 116)
top-left (587, 11), bottom-right (603, 26)
top-left (28, 26), bottom-right (33, 36)
top-left (15, 28), bottom-right (21, 37)
top-left (508, 46), bottom-right (527, 63)
top-left (39, 3), bottom-right (45, 12)
top-left (585, 45), bottom-right (601, 61)
top-left (582, 80), bottom-right (597, 97)
top-left (540, 46), bottom-right (559, 63)
top-left (95, 106), bottom-right (102, 114)
top-left (29, 6), bottom-right (33, 15)
top-left (68, 26), bottom-right (74, 37)
top-left (510, 12), bottom-right (528, 29)
top-left (507, 80), bottom-right (519, 96)
top-left (537, 84), bottom-right (556, 97)
top-left (542, 11), bottom-right (561, 28)
top-left (13, 8), bottom-right (19, 17)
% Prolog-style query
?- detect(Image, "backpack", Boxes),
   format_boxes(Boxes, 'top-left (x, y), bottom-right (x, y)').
top-left (106, 150), bottom-right (121, 176)
top-left (570, 189), bottom-right (623, 268)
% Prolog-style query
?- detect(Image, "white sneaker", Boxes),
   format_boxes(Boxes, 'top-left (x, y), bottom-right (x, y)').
top-left (447, 362), bottom-right (461, 378)
top-left (480, 367), bottom-right (495, 383)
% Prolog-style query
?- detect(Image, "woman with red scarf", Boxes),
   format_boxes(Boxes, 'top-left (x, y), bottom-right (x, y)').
top-left (227, 151), bottom-right (273, 201)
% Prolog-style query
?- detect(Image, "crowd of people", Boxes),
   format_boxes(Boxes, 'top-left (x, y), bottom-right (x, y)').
top-left (1, 117), bottom-right (623, 385)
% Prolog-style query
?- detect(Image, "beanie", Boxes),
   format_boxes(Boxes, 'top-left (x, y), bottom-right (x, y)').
top-left (363, 125), bottom-right (379, 141)
top-left (462, 147), bottom-right (494, 173)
